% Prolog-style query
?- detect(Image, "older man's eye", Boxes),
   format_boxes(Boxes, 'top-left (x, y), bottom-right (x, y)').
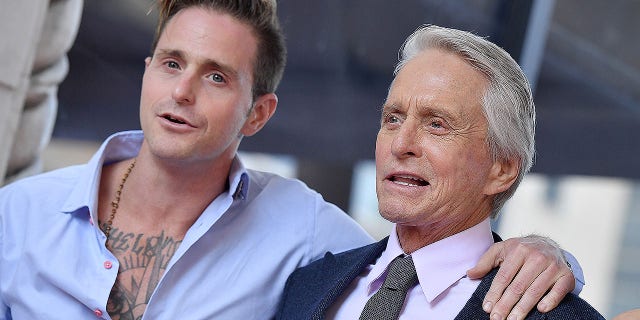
top-left (426, 118), bottom-right (452, 135)
top-left (382, 112), bottom-right (400, 124)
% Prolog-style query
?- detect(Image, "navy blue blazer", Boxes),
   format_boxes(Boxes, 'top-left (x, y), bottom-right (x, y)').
top-left (275, 237), bottom-right (604, 320)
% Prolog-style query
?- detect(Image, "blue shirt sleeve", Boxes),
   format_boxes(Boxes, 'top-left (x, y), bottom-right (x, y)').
top-left (308, 193), bottom-right (374, 263)
top-left (563, 249), bottom-right (585, 295)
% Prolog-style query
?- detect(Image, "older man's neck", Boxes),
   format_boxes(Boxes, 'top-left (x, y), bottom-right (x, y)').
top-left (396, 214), bottom-right (488, 254)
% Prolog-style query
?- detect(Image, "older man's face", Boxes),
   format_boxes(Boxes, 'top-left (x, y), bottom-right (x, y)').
top-left (375, 48), bottom-right (506, 239)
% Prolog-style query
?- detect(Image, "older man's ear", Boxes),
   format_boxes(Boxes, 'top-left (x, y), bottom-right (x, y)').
top-left (483, 157), bottom-right (519, 196)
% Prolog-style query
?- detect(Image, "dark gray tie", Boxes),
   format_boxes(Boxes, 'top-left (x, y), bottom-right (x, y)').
top-left (359, 255), bottom-right (418, 320)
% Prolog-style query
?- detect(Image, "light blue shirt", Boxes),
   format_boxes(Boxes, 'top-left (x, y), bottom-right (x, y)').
top-left (0, 131), bottom-right (374, 320)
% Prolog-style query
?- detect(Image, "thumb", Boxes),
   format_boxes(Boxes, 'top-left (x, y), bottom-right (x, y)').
top-left (467, 242), bottom-right (503, 279)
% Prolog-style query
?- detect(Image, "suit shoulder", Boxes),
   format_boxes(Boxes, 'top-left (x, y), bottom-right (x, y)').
top-left (277, 239), bottom-right (387, 320)
top-left (534, 293), bottom-right (604, 319)
top-left (458, 268), bottom-right (604, 320)
top-left (287, 238), bottom-right (387, 287)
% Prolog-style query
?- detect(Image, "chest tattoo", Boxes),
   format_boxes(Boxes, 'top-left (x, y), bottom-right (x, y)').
top-left (104, 225), bottom-right (182, 320)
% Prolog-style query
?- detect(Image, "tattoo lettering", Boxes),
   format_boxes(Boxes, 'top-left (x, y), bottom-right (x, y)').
top-left (104, 226), bottom-right (182, 320)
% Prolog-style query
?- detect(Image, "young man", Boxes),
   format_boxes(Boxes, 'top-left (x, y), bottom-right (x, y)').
top-left (0, 1), bottom-right (580, 319)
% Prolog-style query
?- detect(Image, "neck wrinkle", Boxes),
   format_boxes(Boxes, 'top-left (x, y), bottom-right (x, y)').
top-left (396, 210), bottom-right (490, 254)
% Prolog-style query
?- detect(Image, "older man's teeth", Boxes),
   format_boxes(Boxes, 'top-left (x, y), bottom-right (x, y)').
top-left (392, 175), bottom-right (427, 186)
top-left (394, 180), bottom-right (417, 186)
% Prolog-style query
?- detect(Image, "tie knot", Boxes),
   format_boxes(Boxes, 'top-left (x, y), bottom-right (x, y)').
top-left (359, 255), bottom-right (419, 320)
top-left (382, 255), bottom-right (418, 291)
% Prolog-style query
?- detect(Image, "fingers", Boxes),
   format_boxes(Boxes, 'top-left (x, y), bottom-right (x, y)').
top-left (482, 240), bottom-right (525, 313)
top-left (479, 235), bottom-right (577, 320)
top-left (492, 258), bottom-right (555, 319)
top-left (536, 267), bottom-right (575, 312)
top-left (487, 248), bottom-right (542, 319)
top-left (467, 241), bottom-right (506, 279)
top-left (492, 262), bottom-right (574, 319)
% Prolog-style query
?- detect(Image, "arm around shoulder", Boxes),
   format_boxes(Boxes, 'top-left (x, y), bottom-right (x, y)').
top-left (309, 194), bottom-right (374, 260)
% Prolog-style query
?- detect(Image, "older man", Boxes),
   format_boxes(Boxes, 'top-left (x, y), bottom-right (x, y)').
top-left (276, 25), bottom-right (603, 320)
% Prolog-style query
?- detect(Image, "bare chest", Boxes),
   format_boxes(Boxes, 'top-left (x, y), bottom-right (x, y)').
top-left (105, 226), bottom-right (183, 320)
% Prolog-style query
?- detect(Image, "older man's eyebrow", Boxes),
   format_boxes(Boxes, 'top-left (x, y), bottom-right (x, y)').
top-left (420, 104), bottom-right (457, 119)
top-left (381, 103), bottom-right (400, 113)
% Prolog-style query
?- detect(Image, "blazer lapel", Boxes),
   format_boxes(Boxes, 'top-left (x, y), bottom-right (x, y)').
top-left (453, 268), bottom-right (496, 320)
top-left (311, 237), bottom-right (389, 319)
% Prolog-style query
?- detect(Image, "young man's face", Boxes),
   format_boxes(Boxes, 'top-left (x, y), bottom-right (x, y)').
top-left (139, 7), bottom-right (261, 165)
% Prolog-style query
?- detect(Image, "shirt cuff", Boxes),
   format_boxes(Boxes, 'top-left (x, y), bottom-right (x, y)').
top-left (562, 249), bottom-right (585, 295)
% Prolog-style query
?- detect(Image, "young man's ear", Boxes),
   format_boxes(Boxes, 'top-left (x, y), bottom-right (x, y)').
top-left (483, 157), bottom-right (520, 196)
top-left (241, 93), bottom-right (278, 137)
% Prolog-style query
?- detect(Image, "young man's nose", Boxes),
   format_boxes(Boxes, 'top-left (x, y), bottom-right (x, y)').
top-left (172, 73), bottom-right (198, 105)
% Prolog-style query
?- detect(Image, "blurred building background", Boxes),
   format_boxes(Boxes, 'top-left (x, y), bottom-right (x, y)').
top-left (4, 0), bottom-right (639, 318)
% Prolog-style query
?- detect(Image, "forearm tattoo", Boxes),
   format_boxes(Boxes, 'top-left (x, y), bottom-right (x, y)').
top-left (104, 225), bottom-right (182, 320)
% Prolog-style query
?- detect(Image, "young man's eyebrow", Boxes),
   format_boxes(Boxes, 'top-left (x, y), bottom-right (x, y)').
top-left (154, 48), bottom-right (239, 78)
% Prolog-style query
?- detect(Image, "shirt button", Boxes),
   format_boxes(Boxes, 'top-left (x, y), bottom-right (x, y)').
top-left (103, 261), bottom-right (113, 269)
top-left (94, 309), bottom-right (103, 317)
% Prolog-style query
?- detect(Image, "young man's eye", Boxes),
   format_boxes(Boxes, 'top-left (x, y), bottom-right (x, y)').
top-left (209, 73), bottom-right (225, 83)
top-left (166, 61), bottom-right (180, 69)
